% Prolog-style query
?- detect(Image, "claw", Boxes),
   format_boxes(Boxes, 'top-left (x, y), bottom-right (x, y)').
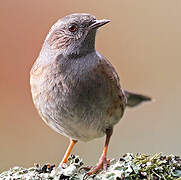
top-left (85, 156), bottom-right (110, 176)
top-left (80, 166), bottom-right (92, 172)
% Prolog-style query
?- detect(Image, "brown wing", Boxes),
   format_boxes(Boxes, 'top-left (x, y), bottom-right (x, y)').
top-left (97, 55), bottom-right (127, 118)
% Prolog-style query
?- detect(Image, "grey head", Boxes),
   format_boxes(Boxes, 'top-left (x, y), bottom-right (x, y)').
top-left (44, 13), bottom-right (110, 57)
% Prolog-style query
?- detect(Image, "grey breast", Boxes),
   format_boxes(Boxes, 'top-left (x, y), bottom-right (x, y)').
top-left (31, 51), bottom-right (126, 141)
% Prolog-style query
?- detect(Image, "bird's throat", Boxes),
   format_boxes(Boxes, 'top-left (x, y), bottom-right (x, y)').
top-left (66, 30), bottom-right (96, 57)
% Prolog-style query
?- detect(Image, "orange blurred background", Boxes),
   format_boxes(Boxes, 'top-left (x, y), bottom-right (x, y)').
top-left (1, 0), bottom-right (181, 172)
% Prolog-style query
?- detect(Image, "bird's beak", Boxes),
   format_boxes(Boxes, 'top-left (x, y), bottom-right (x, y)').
top-left (89, 19), bottom-right (110, 30)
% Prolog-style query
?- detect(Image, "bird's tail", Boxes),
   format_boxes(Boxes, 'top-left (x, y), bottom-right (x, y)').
top-left (124, 90), bottom-right (152, 107)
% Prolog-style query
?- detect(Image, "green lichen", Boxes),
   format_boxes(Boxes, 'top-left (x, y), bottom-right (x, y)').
top-left (1, 153), bottom-right (181, 180)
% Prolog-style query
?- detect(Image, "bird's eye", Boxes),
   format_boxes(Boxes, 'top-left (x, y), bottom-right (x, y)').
top-left (68, 24), bottom-right (78, 32)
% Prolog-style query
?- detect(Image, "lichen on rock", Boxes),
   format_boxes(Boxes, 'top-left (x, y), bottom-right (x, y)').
top-left (1, 153), bottom-right (181, 180)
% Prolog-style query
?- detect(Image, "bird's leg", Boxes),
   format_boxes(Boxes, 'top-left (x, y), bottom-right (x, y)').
top-left (60, 139), bottom-right (77, 166)
top-left (86, 128), bottom-right (113, 175)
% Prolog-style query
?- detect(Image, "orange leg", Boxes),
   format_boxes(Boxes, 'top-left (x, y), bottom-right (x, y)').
top-left (86, 128), bottom-right (113, 176)
top-left (60, 139), bottom-right (77, 166)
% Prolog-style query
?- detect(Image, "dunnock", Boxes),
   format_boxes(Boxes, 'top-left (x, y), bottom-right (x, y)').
top-left (30, 13), bottom-right (151, 175)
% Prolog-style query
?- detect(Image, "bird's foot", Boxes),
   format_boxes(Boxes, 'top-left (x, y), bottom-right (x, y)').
top-left (84, 155), bottom-right (110, 177)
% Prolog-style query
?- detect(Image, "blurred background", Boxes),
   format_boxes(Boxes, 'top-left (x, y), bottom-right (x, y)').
top-left (1, 0), bottom-right (181, 172)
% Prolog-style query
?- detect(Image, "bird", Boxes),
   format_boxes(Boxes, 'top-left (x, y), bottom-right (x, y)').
top-left (30, 13), bottom-right (151, 175)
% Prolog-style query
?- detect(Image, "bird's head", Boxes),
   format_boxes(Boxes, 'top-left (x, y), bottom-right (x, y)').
top-left (44, 13), bottom-right (110, 56)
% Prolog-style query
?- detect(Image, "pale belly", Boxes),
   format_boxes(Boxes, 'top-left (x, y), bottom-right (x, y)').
top-left (31, 75), bottom-right (124, 141)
